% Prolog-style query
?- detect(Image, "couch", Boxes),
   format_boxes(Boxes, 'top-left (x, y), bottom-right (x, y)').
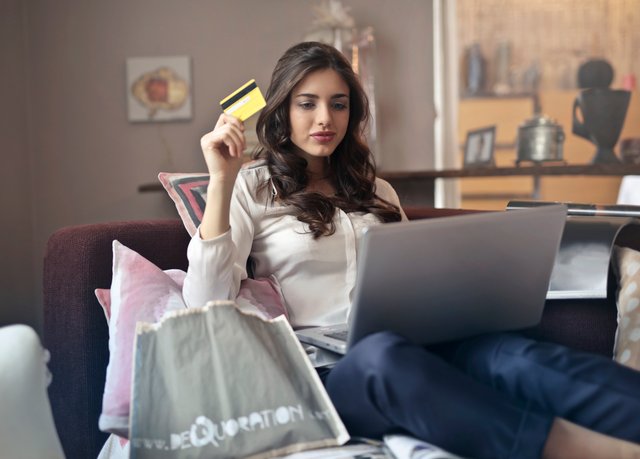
top-left (43, 208), bottom-right (621, 458)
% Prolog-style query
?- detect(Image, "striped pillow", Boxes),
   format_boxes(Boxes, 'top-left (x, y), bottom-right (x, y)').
top-left (158, 172), bottom-right (209, 236)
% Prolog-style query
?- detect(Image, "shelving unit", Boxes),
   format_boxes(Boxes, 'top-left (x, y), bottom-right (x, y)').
top-left (456, 91), bottom-right (640, 209)
top-left (383, 164), bottom-right (640, 208)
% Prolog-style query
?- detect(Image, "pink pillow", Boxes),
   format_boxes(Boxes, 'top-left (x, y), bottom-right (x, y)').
top-left (95, 270), bottom-right (187, 322)
top-left (95, 288), bottom-right (111, 321)
top-left (97, 241), bottom-right (187, 438)
top-left (236, 276), bottom-right (289, 321)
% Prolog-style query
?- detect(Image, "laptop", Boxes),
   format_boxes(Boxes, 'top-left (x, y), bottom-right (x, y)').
top-left (295, 204), bottom-right (567, 355)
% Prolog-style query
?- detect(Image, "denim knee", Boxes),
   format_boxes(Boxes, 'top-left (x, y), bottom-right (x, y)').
top-left (324, 331), bottom-right (412, 438)
top-left (348, 331), bottom-right (411, 374)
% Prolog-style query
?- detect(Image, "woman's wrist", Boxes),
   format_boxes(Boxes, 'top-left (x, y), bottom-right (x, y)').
top-left (207, 173), bottom-right (236, 196)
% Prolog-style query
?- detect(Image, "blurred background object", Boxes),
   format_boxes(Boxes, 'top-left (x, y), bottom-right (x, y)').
top-left (620, 138), bottom-right (640, 165)
top-left (572, 88), bottom-right (631, 164)
top-left (577, 58), bottom-right (614, 89)
top-left (463, 42), bottom-right (487, 95)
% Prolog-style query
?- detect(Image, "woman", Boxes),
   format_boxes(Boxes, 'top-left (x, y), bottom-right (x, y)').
top-left (183, 41), bottom-right (640, 459)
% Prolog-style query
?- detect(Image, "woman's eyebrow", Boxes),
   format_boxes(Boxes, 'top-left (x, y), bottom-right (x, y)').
top-left (294, 93), bottom-right (349, 99)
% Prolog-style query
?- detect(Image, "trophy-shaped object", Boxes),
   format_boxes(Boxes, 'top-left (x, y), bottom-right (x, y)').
top-left (572, 88), bottom-right (631, 163)
top-left (572, 59), bottom-right (631, 164)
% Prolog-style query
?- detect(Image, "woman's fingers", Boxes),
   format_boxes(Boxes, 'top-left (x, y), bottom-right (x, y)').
top-left (214, 112), bottom-right (245, 132)
top-left (199, 113), bottom-right (247, 177)
top-left (222, 115), bottom-right (246, 157)
top-left (201, 120), bottom-right (246, 158)
top-left (223, 125), bottom-right (246, 157)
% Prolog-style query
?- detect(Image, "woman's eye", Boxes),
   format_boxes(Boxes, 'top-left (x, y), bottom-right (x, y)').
top-left (299, 102), bottom-right (315, 110)
top-left (333, 102), bottom-right (348, 110)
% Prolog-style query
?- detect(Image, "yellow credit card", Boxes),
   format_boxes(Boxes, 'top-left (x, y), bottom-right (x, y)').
top-left (220, 79), bottom-right (266, 121)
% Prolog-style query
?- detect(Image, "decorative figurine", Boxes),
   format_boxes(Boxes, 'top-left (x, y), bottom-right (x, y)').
top-left (464, 43), bottom-right (486, 96)
top-left (572, 59), bottom-right (632, 164)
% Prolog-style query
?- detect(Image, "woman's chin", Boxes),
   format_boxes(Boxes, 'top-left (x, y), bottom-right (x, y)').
top-left (294, 146), bottom-right (336, 161)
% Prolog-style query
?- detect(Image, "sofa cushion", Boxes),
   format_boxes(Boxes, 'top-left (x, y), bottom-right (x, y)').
top-left (613, 246), bottom-right (640, 370)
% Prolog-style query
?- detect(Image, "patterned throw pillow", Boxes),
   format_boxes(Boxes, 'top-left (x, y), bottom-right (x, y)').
top-left (613, 246), bottom-right (640, 370)
top-left (158, 172), bottom-right (210, 236)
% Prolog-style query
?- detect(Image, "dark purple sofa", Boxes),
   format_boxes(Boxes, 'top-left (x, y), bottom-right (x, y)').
top-left (42, 208), bottom-right (619, 458)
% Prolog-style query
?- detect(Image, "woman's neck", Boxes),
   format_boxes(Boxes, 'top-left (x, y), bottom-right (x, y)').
top-left (305, 163), bottom-right (335, 196)
top-left (305, 158), bottom-right (328, 179)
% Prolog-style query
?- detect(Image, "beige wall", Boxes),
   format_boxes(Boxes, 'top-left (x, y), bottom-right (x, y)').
top-left (1, 0), bottom-right (35, 328)
top-left (3, 0), bottom-right (435, 334)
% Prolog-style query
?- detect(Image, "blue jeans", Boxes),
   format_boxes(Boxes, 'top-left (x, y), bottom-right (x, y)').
top-left (323, 331), bottom-right (640, 459)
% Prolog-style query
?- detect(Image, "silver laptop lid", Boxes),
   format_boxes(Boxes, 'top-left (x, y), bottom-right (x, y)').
top-left (346, 205), bottom-right (567, 349)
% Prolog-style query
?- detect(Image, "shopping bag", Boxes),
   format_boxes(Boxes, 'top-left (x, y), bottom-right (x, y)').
top-left (129, 301), bottom-right (349, 459)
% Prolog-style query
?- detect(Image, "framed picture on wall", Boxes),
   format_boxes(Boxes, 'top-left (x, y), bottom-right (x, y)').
top-left (126, 56), bottom-right (193, 122)
top-left (463, 126), bottom-right (496, 168)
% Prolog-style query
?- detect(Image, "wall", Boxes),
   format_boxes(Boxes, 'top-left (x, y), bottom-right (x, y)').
top-left (4, 0), bottom-right (434, 334)
top-left (1, 0), bottom-right (35, 328)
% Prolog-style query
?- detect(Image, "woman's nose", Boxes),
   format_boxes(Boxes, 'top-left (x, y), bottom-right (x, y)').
top-left (316, 104), bottom-right (332, 128)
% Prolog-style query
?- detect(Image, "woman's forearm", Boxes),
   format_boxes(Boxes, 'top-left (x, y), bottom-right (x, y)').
top-left (199, 177), bottom-right (236, 240)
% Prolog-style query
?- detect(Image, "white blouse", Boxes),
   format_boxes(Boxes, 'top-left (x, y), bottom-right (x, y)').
top-left (183, 161), bottom-right (406, 328)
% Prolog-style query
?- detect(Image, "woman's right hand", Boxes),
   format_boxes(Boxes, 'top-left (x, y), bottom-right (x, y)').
top-left (200, 113), bottom-right (246, 182)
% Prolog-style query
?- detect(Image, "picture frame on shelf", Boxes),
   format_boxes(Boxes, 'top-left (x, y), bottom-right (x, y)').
top-left (464, 126), bottom-right (496, 168)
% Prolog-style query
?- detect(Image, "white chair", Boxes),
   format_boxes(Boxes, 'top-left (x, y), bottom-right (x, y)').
top-left (617, 176), bottom-right (640, 205)
top-left (0, 325), bottom-right (65, 458)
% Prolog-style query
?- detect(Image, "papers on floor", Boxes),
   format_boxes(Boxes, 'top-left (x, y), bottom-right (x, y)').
top-left (274, 435), bottom-right (465, 459)
top-left (383, 434), bottom-right (465, 459)
top-left (273, 441), bottom-right (386, 458)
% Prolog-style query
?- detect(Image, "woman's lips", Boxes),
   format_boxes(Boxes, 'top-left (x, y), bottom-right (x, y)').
top-left (311, 132), bottom-right (336, 143)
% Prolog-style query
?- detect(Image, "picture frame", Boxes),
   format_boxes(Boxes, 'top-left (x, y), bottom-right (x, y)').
top-left (463, 126), bottom-right (496, 168)
top-left (126, 56), bottom-right (192, 122)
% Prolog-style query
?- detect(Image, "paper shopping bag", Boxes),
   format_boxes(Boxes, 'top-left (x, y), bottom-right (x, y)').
top-left (129, 301), bottom-right (349, 459)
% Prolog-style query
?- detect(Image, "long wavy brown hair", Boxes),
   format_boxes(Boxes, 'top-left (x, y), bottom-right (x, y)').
top-left (254, 41), bottom-right (401, 238)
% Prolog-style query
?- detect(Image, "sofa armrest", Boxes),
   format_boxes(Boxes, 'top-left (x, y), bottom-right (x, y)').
top-left (43, 219), bottom-right (189, 459)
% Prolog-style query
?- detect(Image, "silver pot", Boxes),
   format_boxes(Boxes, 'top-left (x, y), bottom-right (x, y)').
top-left (516, 115), bottom-right (565, 164)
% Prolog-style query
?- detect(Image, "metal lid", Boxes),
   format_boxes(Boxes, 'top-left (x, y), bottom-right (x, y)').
top-left (520, 114), bottom-right (561, 128)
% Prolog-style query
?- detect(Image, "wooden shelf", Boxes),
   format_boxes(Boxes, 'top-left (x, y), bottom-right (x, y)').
top-left (383, 163), bottom-right (640, 206)
top-left (382, 163), bottom-right (640, 180)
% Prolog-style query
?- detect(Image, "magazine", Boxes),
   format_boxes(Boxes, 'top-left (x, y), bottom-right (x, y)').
top-left (274, 441), bottom-right (388, 458)
top-left (383, 435), bottom-right (465, 459)
top-left (275, 436), bottom-right (464, 459)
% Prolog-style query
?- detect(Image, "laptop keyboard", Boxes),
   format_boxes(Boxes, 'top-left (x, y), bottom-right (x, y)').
top-left (325, 330), bottom-right (349, 342)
